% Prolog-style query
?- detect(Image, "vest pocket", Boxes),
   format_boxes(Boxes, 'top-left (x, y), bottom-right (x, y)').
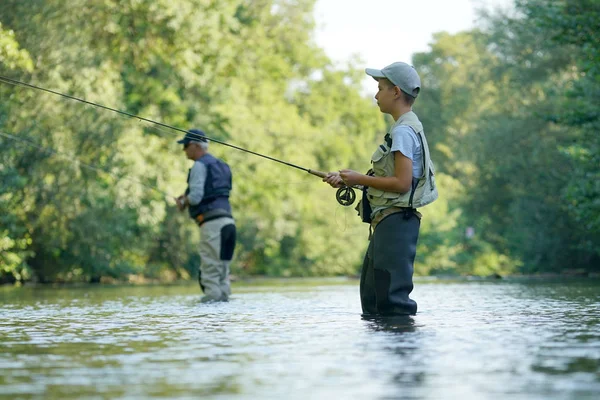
top-left (371, 145), bottom-right (388, 163)
top-left (367, 187), bottom-right (400, 200)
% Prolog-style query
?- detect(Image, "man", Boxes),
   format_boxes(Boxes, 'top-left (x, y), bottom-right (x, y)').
top-left (323, 62), bottom-right (438, 316)
top-left (176, 129), bottom-right (236, 302)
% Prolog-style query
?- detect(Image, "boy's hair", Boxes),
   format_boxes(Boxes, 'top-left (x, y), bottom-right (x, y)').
top-left (401, 91), bottom-right (416, 106)
top-left (380, 78), bottom-right (416, 106)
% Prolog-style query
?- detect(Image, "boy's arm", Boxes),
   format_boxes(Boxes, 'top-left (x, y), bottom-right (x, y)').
top-left (340, 152), bottom-right (412, 193)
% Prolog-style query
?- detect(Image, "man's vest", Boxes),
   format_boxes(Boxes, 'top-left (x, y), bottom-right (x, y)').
top-left (367, 111), bottom-right (438, 215)
top-left (186, 153), bottom-right (232, 221)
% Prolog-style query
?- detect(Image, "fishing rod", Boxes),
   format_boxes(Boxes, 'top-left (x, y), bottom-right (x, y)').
top-left (0, 75), bottom-right (357, 206)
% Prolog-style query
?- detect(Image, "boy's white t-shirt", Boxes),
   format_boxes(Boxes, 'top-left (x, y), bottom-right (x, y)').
top-left (390, 125), bottom-right (423, 179)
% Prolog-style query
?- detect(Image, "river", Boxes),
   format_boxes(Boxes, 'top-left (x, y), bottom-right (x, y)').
top-left (1, 278), bottom-right (599, 399)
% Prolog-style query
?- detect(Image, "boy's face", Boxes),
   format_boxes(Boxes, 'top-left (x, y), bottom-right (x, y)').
top-left (374, 78), bottom-right (397, 114)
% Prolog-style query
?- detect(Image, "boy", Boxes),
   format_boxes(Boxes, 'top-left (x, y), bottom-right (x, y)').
top-left (324, 62), bottom-right (438, 316)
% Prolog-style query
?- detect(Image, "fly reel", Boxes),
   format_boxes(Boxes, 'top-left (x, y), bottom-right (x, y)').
top-left (335, 186), bottom-right (356, 206)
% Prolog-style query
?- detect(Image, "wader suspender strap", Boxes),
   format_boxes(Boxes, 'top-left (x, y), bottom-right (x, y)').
top-left (384, 133), bottom-right (392, 147)
top-left (407, 126), bottom-right (427, 209)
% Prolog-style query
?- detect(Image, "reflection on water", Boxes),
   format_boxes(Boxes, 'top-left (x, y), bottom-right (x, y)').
top-left (362, 315), bottom-right (418, 333)
top-left (1, 279), bottom-right (599, 399)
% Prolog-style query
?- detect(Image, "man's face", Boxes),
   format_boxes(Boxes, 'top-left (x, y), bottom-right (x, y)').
top-left (183, 142), bottom-right (195, 160)
top-left (374, 78), bottom-right (397, 113)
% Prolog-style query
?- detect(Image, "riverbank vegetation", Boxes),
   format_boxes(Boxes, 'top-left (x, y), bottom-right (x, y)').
top-left (1, 0), bottom-right (598, 284)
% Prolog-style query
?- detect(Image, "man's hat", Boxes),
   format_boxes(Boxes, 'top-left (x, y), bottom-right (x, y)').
top-left (365, 62), bottom-right (421, 98)
top-left (177, 128), bottom-right (207, 145)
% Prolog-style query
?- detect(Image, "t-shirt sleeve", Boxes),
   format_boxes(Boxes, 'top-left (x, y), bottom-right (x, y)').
top-left (390, 125), bottom-right (420, 160)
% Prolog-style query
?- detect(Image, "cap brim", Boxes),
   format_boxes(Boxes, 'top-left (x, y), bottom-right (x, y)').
top-left (365, 68), bottom-right (386, 79)
top-left (177, 139), bottom-right (187, 144)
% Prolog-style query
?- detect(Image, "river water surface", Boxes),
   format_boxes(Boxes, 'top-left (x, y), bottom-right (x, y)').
top-left (1, 278), bottom-right (599, 399)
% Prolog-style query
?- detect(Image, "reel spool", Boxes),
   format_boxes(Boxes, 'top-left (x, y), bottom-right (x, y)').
top-left (335, 186), bottom-right (356, 206)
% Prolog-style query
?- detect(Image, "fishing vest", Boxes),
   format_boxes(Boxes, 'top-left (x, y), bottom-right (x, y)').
top-left (367, 111), bottom-right (438, 214)
top-left (186, 153), bottom-right (233, 220)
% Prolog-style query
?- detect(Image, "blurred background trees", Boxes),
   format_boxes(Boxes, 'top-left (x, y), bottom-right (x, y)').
top-left (0, 0), bottom-right (597, 283)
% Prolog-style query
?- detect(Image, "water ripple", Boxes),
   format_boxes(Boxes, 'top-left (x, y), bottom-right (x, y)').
top-left (1, 280), bottom-right (599, 399)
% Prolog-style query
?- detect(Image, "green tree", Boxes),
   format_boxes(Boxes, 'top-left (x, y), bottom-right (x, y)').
top-left (0, 22), bottom-right (34, 283)
top-left (516, 0), bottom-right (600, 261)
top-left (0, 0), bottom-right (389, 282)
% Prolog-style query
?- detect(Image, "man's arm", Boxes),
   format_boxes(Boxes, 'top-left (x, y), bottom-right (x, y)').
top-left (186, 162), bottom-right (207, 206)
top-left (177, 162), bottom-right (207, 211)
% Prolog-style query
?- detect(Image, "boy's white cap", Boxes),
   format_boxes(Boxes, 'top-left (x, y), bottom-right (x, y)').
top-left (365, 62), bottom-right (421, 98)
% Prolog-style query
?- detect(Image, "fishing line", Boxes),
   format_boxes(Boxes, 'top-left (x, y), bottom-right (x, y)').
top-left (0, 76), bottom-right (328, 176)
top-left (132, 115), bottom-right (314, 187)
top-left (0, 75), bottom-right (358, 206)
top-left (334, 204), bottom-right (348, 231)
top-left (0, 130), bottom-right (175, 199)
top-left (1, 129), bottom-right (200, 263)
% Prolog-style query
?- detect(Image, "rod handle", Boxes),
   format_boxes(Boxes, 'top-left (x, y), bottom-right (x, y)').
top-left (307, 169), bottom-right (328, 179)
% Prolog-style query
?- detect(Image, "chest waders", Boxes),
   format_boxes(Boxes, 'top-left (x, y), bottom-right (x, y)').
top-left (360, 211), bottom-right (420, 315)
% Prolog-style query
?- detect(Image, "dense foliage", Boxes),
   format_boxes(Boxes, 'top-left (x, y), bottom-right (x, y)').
top-left (0, 0), bottom-right (597, 284)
